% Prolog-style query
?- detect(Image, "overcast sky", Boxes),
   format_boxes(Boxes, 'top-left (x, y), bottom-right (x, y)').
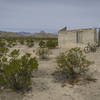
top-left (0, 0), bottom-right (100, 33)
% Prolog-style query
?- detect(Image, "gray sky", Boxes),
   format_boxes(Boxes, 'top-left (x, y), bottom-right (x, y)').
top-left (0, 0), bottom-right (100, 33)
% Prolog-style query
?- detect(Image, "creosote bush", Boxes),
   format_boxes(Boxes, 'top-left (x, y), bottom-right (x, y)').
top-left (18, 39), bottom-right (24, 45)
top-left (0, 53), bottom-right (38, 91)
top-left (46, 40), bottom-right (58, 49)
top-left (39, 40), bottom-right (46, 48)
top-left (0, 41), bottom-right (6, 47)
top-left (26, 39), bottom-right (34, 47)
top-left (0, 40), bottom-right (9, 57)
top-left (36, 48), bottom-right (51, 59)
top-left (7, 39), bottom-right (17, 47)
top-left (0, 47), bottom-right (9, 56)
top-left (9, 49), bottom-right (20, 58)
top-left (56, 47), bottom-right (93, 82)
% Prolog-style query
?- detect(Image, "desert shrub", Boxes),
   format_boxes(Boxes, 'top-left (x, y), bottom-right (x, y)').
top-left (39, 40), bottom-right (46, 48)
top-left (56, 47), bottom-right (93, 81)
top-left (7, 41), bottom-right (14, 47)
top-left (0, 40), bottom-right (9, 57)
top-left (26, 39), bottom-right (34, 47)
top-left (46, 40), bottom-right (57, 49)
top-left (25, 53), bottom-right (31, 57)
top-left (12, 43), bottom-right (17, 46)
top-left (36, 48), bottom-right (50, 59)
top-left (7, 43), bottom-right (12, 48)
top-left (6, 38), bottom-right (17, 47)
top-left (18, 39), bottom-right (24, 45)
top-left (33, 49), bottom-right (35, 53)
top-left (0, 47), bottom-right (9, 57)
top-left (0, 41), bottom-right (6, 47)
top-left (0, 53), bottom-right (38, 91)
top-left (9, 49), bottom-right (20, 58)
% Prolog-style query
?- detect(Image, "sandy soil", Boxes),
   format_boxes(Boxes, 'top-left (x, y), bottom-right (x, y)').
top-left (0, 45), bottom-right (100, 100)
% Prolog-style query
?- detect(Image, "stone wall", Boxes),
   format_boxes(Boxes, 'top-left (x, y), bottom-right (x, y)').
top-left (58, 28), bottom-right (96, 48)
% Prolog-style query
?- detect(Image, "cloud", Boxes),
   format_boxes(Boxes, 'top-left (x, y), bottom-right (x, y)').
top-left (0, 0), bottom-right (100, 32)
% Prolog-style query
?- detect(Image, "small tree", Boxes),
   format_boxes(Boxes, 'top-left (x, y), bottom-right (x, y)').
top-left (56, 47), bottom-right (93, 81)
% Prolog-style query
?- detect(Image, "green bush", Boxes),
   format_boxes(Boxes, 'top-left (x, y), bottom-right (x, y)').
top-left (12, 43), bottom-right (17, 46)
top-left (0, 41), bottom-right (6, 47)
top-left (0, 53), bottom-right (38, 91)
top-left (26, 39), bottom-right (34, 47)
top-left (0, 47), bottom-right (9, 57)
top-left (39, 40), bottom-right (46, 48)
top-left (7, 39), bottom-right (17, 47)
top-left (18, 39), bottom-right (24, 45)
top-left (0, 40), bottom-right (9, 57)
top-left (36, 48), bottom-right (50, 59)
top-left (56, 47), bottom-right (93, 80)
top-left (9, 49), bottom-right (20, 58)
top-left (46, 40), bottom-right (57, 49)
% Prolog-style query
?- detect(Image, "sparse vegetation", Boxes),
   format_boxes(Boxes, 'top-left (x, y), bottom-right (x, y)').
top-left (0, 40), bottom-right (6, 47)
top-left (39, 40), bottom-right (46, 48)
top-left (6, 38), bottom-right (17, 47)
top-left (0, 53), bottom-right (38, 91)
top-left (18, 38), bottom-right (24, 45)
top-left (9, 49), bottom-right (20, 58)
top-left (36, 48), bottom-right (51, 59)
top-left (0, 33), bottom-right (98, 99)
top-left (0, 40), bottom-right (9, 57)
top-left (0, 47), bottom-right (9, 56)
top-left (56, 47), bottom-right (93, 82)
top-left (26, 39), bottom-right (34, 47)
top-left (46, 40), bottom-right (58, 49)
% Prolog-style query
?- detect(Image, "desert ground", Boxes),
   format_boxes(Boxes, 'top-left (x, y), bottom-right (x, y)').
top-left (0, 43), bottom-right (100, 100)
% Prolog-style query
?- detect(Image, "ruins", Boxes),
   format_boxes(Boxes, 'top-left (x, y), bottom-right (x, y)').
top-left (58, 27), bottom-right (100, 48)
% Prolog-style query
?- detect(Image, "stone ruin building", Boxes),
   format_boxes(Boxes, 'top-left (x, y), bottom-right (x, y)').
top-left (58, 26), bottom-right (100, 48)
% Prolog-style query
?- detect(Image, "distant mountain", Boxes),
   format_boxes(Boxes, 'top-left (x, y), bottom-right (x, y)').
top-left (0, 30), bottom-right (24, 37)
top-left (0, 30), bottom-right (58, 38)
top-left (40, 30), bottom-right (46, 33)
top-left (18, 31), bottom-right (57, 38)
top-left (18, 32), bottom-right (32, 35)
top-left (31, 32), bottom-right (58, 38)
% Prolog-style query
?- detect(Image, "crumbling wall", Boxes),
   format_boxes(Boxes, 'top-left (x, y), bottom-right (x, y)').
top-left (58, 28), bottom-right (96, 48)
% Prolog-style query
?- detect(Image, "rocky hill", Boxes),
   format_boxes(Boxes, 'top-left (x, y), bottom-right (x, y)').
top-left (31, 32), bottom-right (57, 38)
top-left (0, 30), bottom-right (58, 38)
top-left (0, 30), bottom-right (24, 37)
